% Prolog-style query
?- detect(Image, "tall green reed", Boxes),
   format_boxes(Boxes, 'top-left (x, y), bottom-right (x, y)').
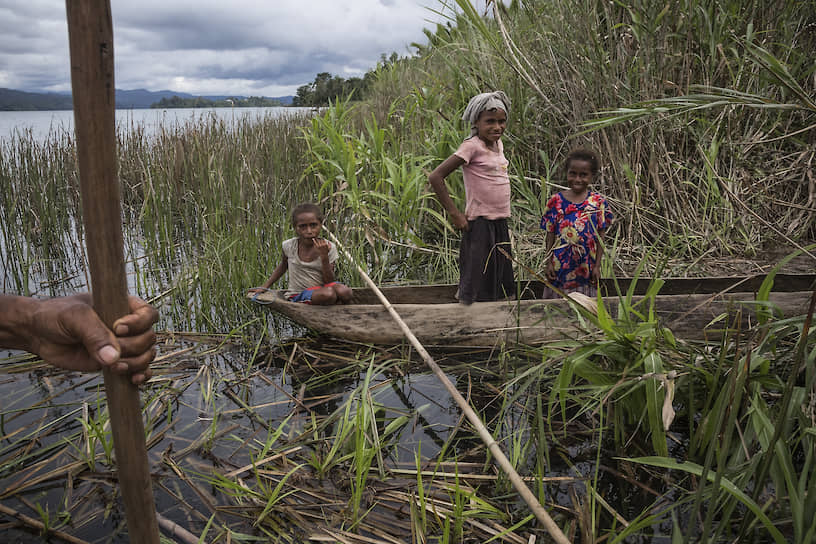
top-left (2, 108), bottom-right (325, 331)
top-left (572, 268), bottom-right (814, 542)
top-left (120, 110), bottom-right (320, 329)
top-left (0, 129), bottom-right (83, 295)
top-left (383, 0), bottom-right (816, 270)
top-left (302, 98), bottom-right (447, 283)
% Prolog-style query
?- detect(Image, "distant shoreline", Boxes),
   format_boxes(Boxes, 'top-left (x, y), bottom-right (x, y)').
top-left (0, 87), bottom-right (294, 111)
top-left (0, 105), bottom-right (295, 112)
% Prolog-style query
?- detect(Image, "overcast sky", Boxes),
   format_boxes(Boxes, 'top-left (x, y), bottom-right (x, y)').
top-left (0, 0), bottom-right (486, 97)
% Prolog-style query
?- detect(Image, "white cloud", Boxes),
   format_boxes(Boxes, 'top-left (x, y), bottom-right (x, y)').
top-left (0, 0), bottom-right (469, 96)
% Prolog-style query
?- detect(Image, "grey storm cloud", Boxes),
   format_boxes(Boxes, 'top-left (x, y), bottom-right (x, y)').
top-left (0, 0), bottom-right (486, 97)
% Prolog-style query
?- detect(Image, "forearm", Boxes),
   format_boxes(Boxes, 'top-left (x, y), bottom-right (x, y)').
top-left (0, 295), bottom-right (36, 351)
top-left (595, 237), bottom-right (605, 270)
top-left (260, 260), bottom-right (287, 288)
top-left (545, 232), bottom-right (556, 253)
top-left (429, 155), bottom-right (467, 220)
top-left (543, 232), bottom-right (557, 279)
top-left (591, 233), bottom-right (606, 283)
top-left (320, 258), bottom-right (336, 284)
top-left (430, 179), bottom-right (461, 217)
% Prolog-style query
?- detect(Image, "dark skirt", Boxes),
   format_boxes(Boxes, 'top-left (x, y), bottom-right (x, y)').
top-left (458, 217), bottom-right (515, 303)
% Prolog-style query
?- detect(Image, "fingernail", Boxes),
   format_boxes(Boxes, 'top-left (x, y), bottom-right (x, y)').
top-left (98, 345), bottom-right (119, 364)
top-left (114, 323), bottom-right (128, 335)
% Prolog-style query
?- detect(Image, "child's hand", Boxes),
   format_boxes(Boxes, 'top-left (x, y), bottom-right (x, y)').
top-left (591, 266), bottom-right (601, 284)
top-left (450, 211), bottom-right (469, 231)
top-left (314, 238), bottom-right (331, 257)
top-left (545, 259), bottom-right (556, 281)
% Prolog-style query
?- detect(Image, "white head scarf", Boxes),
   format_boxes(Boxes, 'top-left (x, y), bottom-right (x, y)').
top-left (462, 91), bottom-right (510, 137)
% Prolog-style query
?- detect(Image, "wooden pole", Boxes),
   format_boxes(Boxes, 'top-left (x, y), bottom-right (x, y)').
top-left (325, 231), bottom-right (571, 544)
top-left (65, 2), bottom-right (160, 542)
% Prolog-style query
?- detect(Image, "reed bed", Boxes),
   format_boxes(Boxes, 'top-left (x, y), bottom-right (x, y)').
top-left (363, 0), bottom-right (816, 274)
top-left (0, 335), bottom-right (560, 542)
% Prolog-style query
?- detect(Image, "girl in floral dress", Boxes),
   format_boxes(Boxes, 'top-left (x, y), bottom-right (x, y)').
top-left (540, 148), bottom-right (613, 297)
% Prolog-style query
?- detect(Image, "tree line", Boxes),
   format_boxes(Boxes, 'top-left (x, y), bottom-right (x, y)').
top-left (292, 52), bottom-right (402, 107)
top-left (150, 96), bottom-right (283, 109)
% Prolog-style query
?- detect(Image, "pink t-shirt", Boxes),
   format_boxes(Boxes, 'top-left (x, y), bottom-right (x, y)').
top-left (454, 137), bottom-right (511, 220)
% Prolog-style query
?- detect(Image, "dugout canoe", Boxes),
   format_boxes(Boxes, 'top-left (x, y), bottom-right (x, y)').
top-left (249, 274), bottom-right (815, 346)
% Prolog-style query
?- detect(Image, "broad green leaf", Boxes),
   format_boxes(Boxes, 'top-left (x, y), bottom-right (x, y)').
top-left (621, 456), bottom-right (787, 544)
top-left (644, 352), bottom-right (668, 456)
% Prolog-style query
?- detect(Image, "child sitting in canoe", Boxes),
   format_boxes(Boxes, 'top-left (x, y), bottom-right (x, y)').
top-left (540, 147), bottom-right (613, 297)
top-left (248, 203), bottom-right (352, 305)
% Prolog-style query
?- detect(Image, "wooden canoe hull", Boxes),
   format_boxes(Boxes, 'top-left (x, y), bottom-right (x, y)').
top-left (250, 276), bottom-right (815, 346)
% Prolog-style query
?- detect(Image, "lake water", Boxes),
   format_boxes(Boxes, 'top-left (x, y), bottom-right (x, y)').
top-left (0, 106), bottom-right (313, 142)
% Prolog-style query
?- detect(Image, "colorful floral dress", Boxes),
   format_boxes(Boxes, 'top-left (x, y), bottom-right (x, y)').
top-left (540, 191), bottom-right (613, 291)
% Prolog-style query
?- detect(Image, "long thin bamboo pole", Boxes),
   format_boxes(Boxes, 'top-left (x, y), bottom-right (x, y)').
top-left (324, 230), bottom-right (571, 544)
top-left (65, 2), bottom-right (160, 542)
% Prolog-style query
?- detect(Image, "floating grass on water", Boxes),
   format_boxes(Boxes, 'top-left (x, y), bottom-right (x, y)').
top-left (1, 314), bottom-right (814, 542)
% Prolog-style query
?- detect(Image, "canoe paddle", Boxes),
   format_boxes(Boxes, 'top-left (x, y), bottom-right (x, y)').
top-left (65, 2), bottom-right (160, 542)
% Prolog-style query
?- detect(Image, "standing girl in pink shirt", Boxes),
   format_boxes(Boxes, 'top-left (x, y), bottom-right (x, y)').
top-left (429, 91), bottom-right (515, 304)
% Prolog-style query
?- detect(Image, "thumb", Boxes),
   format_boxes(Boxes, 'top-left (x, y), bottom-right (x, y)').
top-left (66, 306), bottom-right (122, 367)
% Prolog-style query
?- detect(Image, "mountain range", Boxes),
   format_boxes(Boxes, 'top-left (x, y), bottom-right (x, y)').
top-left (0, 88), bottom-right (294, 110)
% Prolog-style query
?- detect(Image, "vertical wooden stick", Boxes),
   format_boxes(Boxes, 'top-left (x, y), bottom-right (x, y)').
top-left (65, 2), bottom-right (160, 542)
top-left (324, 230), bottom-right (571, 544)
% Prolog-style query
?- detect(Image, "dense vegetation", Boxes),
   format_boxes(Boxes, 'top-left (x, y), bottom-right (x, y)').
top-left (292, 71), bottom-right (373, 107)
top-left (1, 1), bottom-right (815, 543)
top-left (355, 0), bottom-right (816, 269)
top-left (292, 53), bottom-right (403, 106)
